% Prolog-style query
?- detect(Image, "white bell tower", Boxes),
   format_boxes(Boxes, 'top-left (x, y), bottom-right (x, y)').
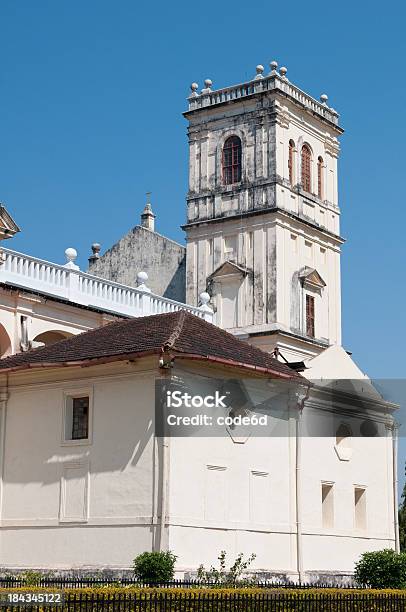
top-left (183, 62), bottom-right (344, 362)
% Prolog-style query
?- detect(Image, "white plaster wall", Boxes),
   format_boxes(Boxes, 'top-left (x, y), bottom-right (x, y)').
top-left (168, 432), bottom-right (295, 572)
top-left (300, 410), bottom-right (395, 572)
top-left (0, 368), bottom-right (157, 569)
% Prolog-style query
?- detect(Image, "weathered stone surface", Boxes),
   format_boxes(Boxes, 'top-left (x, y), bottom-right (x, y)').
top-left (88, 225), bottom-right (186, 302)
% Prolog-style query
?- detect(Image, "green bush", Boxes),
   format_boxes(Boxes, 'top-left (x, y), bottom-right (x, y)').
top-left (197, 550), bottom-right (257, 586)
top-left (354, 548), bottom-right (406, 588)
top-left (133, 551), bottom-right (177, 583)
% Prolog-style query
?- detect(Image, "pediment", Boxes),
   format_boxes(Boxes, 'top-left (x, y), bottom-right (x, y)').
top-left (0, 205), bottom-right (20, 239)
top-left (299, 267), bottom-right (326, 289)
top-left (208, 260), bottom-right (249, 280)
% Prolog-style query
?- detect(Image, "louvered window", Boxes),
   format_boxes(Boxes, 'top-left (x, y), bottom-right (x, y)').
top-left (222, 136), bottom-right (242, 185)
top-left (301, 144), bottom-right (312, 193)
top-left (318, 156), bottom-right (324, 199)
top-left (306, 294), bottom-right (315, 337)
top-left (288, 140), bottom-right (295, 184)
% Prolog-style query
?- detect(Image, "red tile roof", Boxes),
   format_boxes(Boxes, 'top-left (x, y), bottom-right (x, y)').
top-left (0, 311), bottom-right (300, 378)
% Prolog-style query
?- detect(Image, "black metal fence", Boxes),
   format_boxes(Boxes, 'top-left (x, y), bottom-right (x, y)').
top-left (1, 591), bottom-right (406, 611)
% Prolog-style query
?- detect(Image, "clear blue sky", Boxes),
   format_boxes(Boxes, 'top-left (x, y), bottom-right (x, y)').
top-left (1, 2), bottom-right (405, 488)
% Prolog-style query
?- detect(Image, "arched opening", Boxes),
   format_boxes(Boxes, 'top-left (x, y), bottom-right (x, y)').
top-left (335, 423), bottom-right (352, 461)
top-left (222, 136), bottom-right (242, 185)
top-left (33, 330), bottom-right (73, 347)
top-left (0, 324), bottom-right (12, 358)
top-left (336, 423), bottom-right (352, 447)
top-left (288, 140), bottom-right (295, 184)
top-left (301, 144), bottom-right (312, 193)
top-left (317, 156), bottom-right (324, 199)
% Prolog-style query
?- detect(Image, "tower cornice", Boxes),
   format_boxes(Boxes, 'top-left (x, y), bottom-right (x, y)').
top-left (182, 207), bottom-right (345, 245)
top-left (184, 72), bottom-right (343, 135)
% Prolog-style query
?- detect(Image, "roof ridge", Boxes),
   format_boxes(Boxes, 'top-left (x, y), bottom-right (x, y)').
top-left (163, 310), bottom-right (187, 351)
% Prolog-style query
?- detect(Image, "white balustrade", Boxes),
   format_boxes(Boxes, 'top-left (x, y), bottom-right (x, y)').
top-left (188, 73), bottom-right (339, 126)
top-left (0, 247), bottom-right (214, 323)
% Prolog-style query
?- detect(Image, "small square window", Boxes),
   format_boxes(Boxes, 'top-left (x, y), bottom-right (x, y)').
top-left (63, 392), bottom-right (91, 444)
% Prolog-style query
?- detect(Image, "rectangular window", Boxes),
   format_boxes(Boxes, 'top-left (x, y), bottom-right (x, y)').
top-left (354, 487), bottom-right (367, 530)
top-left (321, 483), bottom-right (334, 528)
top-left (306, 295), bottom-right (315, 338)
top-left (224, 235), bottom-right (237, 259)
top-left (64, 394), bottom-right (90, 443)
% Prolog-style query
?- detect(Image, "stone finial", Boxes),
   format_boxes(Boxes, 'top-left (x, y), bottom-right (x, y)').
top-left (254, 65), bottom-right (264, 80)
top-left (88, 243), bottom-right (101, 265)
top-left (64, 247), bottom-right (80, 270)
top-left (199, 292), bottom-right (210, 306)
top-left (199, 292), bottom-right (213, 320)
top-left (201, 79), bottom-right (213, 94)
top-left (141, 193), bottom-right (156, 232)
top-left (320, 94), bottom-right (329, 105)
top-left (269, 60), bottom-right (278, 75)
top-left (279, 66), bottom-right (288, 78)
top-left (190, 82), bottom-right (199, 97)
top-left (136, 271), bottom-right (151, 293)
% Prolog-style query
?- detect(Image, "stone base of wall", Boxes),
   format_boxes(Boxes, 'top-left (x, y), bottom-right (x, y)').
top-left (0, 567), bottom-right (354, 587)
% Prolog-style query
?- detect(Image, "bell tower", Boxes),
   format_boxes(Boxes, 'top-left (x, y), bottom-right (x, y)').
top-left (183, 62), bottom-right (344, 362)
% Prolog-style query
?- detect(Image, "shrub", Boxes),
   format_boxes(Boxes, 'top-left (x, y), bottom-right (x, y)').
top-left (133, 551), bottom-right (177, 583)
top-left (197, 550), bottom-right (257, 586)
top-left (354, 549), bottom-right (406, 588)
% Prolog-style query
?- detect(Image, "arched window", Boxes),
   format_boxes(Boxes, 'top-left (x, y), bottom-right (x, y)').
top-left (301, 144), bottom-right (312, 193)
top-left (222, 136), bottom-right (242, 185)
top-left (317, 156), bottom-right (324, 199)
top-left (288, 140), bottom-right (295, 184)
top-left (336, 424), bottom-right (352, 447)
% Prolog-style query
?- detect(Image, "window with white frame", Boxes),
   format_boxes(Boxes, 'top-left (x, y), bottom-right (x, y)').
top-left (63, 392), bottom-right (91, 443)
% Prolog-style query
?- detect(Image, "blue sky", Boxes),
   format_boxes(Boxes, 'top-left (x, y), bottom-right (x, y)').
top-left (1, 2), bottom-right (405, 488)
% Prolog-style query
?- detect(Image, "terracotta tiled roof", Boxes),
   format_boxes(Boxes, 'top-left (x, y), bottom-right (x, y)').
top-left (0, 311), bottom-right (300, 378)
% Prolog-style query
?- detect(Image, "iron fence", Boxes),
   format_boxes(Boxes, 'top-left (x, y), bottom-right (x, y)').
top-left (0, 591), bottom-right (405, 611)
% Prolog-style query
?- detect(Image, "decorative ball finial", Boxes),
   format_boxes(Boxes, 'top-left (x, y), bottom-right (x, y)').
top-left (137, 271), bottom-right (148, 285)
top-left (64, 247), bottom-right (80, 270)
top-left (65, 247), bottom-right (77, 263)
top-left (204, 78), bottom-right (212, 88)
top-left (136, 271), bottom-right (151, 292)
top-left (320, 93), bottom-right (328, 105)
top-left (270, 60), bottom-right (278, 73)
top-left (279, 66), bottom-right (288, 77)
top-left (254, 64), bottom-right (264, 80)
top-left (190, 82), bottom-right (199, 97)
top-left (91, 243), bottom-right (101, 256)
top-left (199, 292), bottom-right (210, 306)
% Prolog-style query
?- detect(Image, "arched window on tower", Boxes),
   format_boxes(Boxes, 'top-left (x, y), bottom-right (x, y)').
top-left (318, 156), bottom-right (324, 199)
top-left (288, 140), bottom-right (295, 184)
top-left (301, 144), bottom-right (312, 193)
top-left (222, 136), bottom-right (242, 185)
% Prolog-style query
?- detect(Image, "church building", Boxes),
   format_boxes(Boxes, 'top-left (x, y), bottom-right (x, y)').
top-left (0, 61), bottom-right (398, 580)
